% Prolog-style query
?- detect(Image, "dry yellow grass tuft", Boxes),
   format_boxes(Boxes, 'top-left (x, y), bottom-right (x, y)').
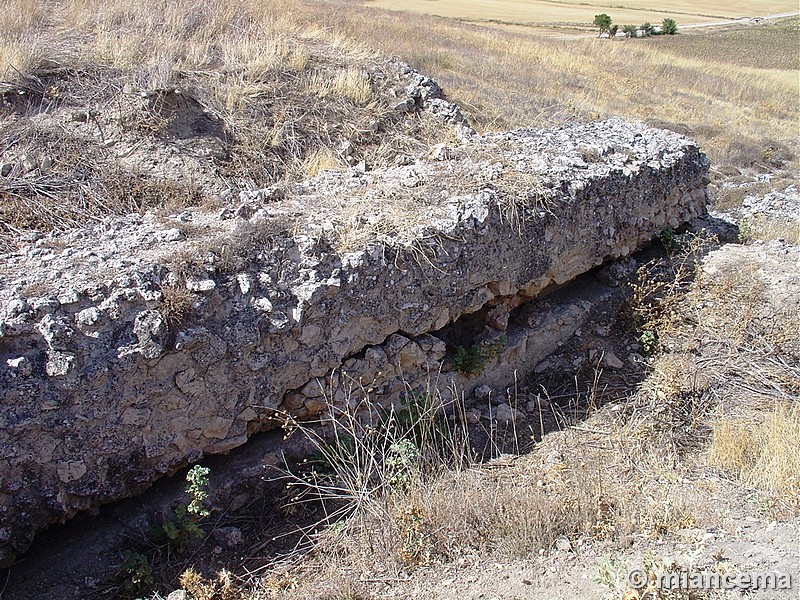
top-left (708, 403), bottom-right (800, 506)
top-left (158, 281), bottom-right (195, 326)
top-left (308, 68), bottom-right (374, 105)
top-left (300, 148), bottom-right (344, 179)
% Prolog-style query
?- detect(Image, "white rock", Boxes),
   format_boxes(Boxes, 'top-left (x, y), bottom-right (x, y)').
top-left (20, 154), bottom-right (36, 172)
top-left (186, 277), bottom-right (216, 292)
top-left (6, 356), bottom-right (32, 376)
top-left (76, 307), bottom-right (101, 328)
top-left (57, 289), bottom-right (80, 305)
top-left (555, 535), bottom-right (572, 552)
top-left (237, 273), bottom-right (253, 295)
top-left (158, 228), bottom-right (185, 242)
top-left (430, 143), bottom-right (451, 161)
top-left (252, 297), bottom-right (273, 312)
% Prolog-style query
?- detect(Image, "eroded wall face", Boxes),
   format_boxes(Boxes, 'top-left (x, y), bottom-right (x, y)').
top-left (0, 118), bottom-right (708, 565)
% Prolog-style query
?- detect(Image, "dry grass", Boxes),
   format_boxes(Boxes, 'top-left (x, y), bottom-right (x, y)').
top-left (708, 403), bottom-right (800, 506)
top-left (307, 68), bottom-right (374, 105)
top-left (0, 1), bottom-right (795, 244)
top-left (0, 0), bottom-right (450, 239)
top-left (158, 281), bottom-right (195, 326)
top-left (318, 9), bottom-right (798, 173)
top-left (169, 383), bottom-right (727, 599)
top-left (627, 235), bottom-right (800, 512)
top-left (739, 213), bottom-right (800, 245)
top-left (300, 148), bottom-right (344, 180)
top-left (606, 231), bottom-right (800, 532)
top-left (312, 188), bottom-right (444, 255)
top-left (629, 236), bottom-right (799, 416)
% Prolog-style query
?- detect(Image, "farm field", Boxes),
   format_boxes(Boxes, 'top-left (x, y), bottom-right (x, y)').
top-left (366, 0), bottom-right (799, 30)
top-left (654, 17), bottom-right (800, 69)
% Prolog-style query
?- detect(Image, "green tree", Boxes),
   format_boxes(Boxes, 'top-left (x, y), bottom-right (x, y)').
top-left (593, 13), bottom-right (612, 37)
top-left (622, 24), bottom-right (638, 38)
top-left (662, 18), bottom-right (678, 34)
top-left (608, 24), bottom-right (619, 38)
top-left (640, 22), bottom-right (654, 36)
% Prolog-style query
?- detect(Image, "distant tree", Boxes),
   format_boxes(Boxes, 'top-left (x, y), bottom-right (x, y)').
top-left (608, 24), bottom-right (619, 38)
top-left (593, 13), bottom-right (612, 37)
top-left (662, 18), bottom-right (678, 34)
top-left (640, 22), bottom-right (654, 36)
top-left (622, 24), bottom-right (638, 38)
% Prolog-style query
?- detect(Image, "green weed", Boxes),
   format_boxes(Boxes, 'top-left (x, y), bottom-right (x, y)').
top-left (453, 336), bottom-right (507, 377)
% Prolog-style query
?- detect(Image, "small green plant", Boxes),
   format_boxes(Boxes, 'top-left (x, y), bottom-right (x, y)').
top-left (639, 330), bottom-right (658, 356)
top-left (453, 335), bottom-right (507, 377)
top-left (593, 556), bottom-right (628, 597)
top-left (661, 18), bottom-right (678, 35)
top-left (159, 504), bottom-right (204, 554)
top-left (155, 465), bottom-right (211, 553)
top-left (640, 22), bottom-right (654, 36)
top-left (622, 24), bottom-right (638, 38)
top-left (737, 216), bottom-right (752, 242)
top-left (745, 491), bottom-right (774, 516)
top-left (186, 464), bottom-right (211, 518)
top-left (659, 227), bottom-right (680, 253)
top-left (121, 550), bottom-right (153, 593)
top-left (386, 438), bottom-right (420, 490)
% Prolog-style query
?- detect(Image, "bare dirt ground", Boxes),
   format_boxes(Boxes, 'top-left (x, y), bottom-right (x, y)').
top-left (384, 473), bottom-right (799, 600)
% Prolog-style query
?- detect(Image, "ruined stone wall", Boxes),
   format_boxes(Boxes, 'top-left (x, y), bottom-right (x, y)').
top-left (0, 118), bottom-right (708, 565)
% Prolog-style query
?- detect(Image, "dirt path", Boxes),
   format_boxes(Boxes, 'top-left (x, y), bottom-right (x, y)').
top-left (680, 10), bottom-right (800, 28)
